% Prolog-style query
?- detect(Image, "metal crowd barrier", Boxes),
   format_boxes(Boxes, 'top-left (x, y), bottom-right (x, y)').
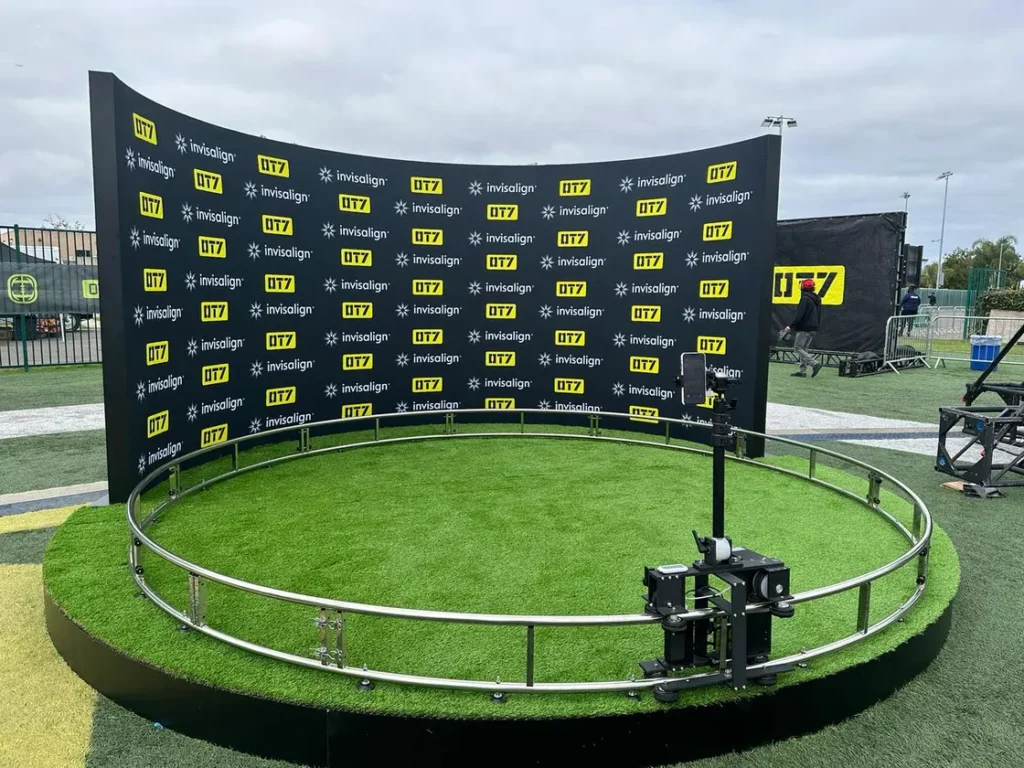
top-left (127, 409), bottom-right (932, 695)
top-left (882, 312), bottom-right (1024, 372)
top-left (929, 313), bottom-right (1024, 368)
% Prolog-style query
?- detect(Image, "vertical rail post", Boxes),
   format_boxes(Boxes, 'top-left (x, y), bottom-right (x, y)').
top-left (130, 495), bottom-right (142, 570)
top-left (187, 573), bottom-right (207, 627)
top-left (808, 449), bottom-right (817, 479)
top-left (168, 464), bottom-right (181, 498)
top-left (665, 420), bottom-right (670, 445)
top-left (299, 427), bottom-right (310, 453)
top-left (857, 582), bottom-right (871, 633)
top-left (315, 607), bottom-right (331, 665)
top-left (526, 625), bottom-right (535, 687)
top-left (520, 411), bottom-right (525, 434)
top-left (912, 500), bottom-right (922, 540)
top-left (374, 417), bottom-right (380, 441)
top-left (334, 611), bottom-right (347, 668)
top-left (866, 472), bottom-right (882, 507)
top-left (734, 432), bottom-right (746, 458)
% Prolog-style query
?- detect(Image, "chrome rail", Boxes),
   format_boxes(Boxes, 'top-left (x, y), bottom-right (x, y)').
top-left (126, 408), bottom-right (933, 695)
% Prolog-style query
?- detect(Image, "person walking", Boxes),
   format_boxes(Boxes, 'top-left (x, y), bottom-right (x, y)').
top-left (783, 278), bottom-right (823, 378)
top-left (900, 286), bottom-right (922, 334)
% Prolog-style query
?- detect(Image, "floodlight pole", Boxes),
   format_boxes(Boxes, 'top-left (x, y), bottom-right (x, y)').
top-left (902, 192), bottom-right (910, 215)
top-left (936, 172), bottom-right (952, 289)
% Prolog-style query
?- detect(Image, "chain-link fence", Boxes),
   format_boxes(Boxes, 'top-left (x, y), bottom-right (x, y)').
top-left (0, 225), bottom-right (102, 370)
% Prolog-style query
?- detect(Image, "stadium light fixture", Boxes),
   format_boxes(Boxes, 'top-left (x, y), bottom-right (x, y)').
top-left (761, 115), bottom-right (798, 136)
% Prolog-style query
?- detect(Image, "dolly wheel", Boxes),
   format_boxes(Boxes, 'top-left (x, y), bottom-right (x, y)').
top-left (653, 684), bottom-right (680, 704)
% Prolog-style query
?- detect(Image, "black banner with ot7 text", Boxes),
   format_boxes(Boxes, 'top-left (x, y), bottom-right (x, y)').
top-left (90, 72), bottom-right (781, 503)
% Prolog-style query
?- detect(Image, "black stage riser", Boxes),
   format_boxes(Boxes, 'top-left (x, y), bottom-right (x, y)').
top-left (46, 594), bottom-right (953, 768)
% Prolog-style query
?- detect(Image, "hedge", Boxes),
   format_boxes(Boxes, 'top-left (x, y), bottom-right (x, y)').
top-left (979, 289), bottom-right (1024, 313)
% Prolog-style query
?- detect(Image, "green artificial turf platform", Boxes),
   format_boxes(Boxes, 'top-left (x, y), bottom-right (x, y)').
top-left (44, 424), bottom-right (958, 720)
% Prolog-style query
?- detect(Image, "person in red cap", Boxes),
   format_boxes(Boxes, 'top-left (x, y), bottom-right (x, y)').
top-left (783, 278), bottom-right (823, 377)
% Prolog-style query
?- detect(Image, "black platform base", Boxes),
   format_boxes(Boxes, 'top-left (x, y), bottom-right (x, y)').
top-left (45, 593), bottom-right (953, 767)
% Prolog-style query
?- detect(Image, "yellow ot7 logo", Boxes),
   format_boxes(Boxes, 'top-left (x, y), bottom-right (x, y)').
top-left (697, 336), bottom-right (727, 355)
top-left (146, 410), bottom-right (169, 438)
top-left (556, 281), bottom-right (586, 298)
top-left (266, 332), bottom-right (296, 351)
top-left (139, 192), bottom-right (163, 219)
top-left (554, 378), bottom-right (585, 395)
top-left (258, 154), bottom-right (289, 178)
top-left (557, 231), bottom-right (589, 248)
top-left (631, 305), bottom-right (662, 323)
top-left (410, 176), bottom-right (442, 194)
top-left (485, 398), bottom-right (515, 409)
top-left (702, 221), bottom-right (733, 241)
top-left (201, 363), bottom-right (230, 386)
top-left (339, 194), bottom-right (371, 213)
top-left (262, 215), bottom-right (293, 236)
top-left (707, 161), bottom-right (737, 183)
top-left (699, 279), bottom-right (729, 299)
top-left (341, 249), bottom-right (372, 267)
top-left (342, 353), bottom-right (373, 370)
top-left (201, 424), bottom-right (229, 448)
top-left (413, 329), bottom-right (443, 345)
top-left (636, 198), bottom-right (667, 217)
top-left (266, 386), bottom-right (297, 406)
top-left (485, 351), bottom-right (516, 367)
top-left (559, 179), bottom-right (591, 196)
top-left (772, 266), bottom-right (847, 306)
top-left (146, 341), bottom-right (169, 366)
top-left (633, 252), bottom-right (664, 270)
top-left (413, 279), bottom-right (443, 296)
top-left (486, 303), bottom-right (516, 319)
top-left (629, 356), bottom-right (660, 374)
top-left (412, 228), bottom-right (443, 246)
top-left (264, 274), bottom-right (295, 293)
top-left (194, 169), bottom-right (223, 194)
top-left (412, 377), bottom-right (443, 393)
top-left (486, 254), bottom-right (517, 271)
top-left (629, 405), bottom-right (659, 424)
top-left (143, 268), bottom-right (166, 292)
top-left (555, 330), bottom-right (585, 347)
top-left (342, 302), bottom-right (373, 319)
top-left (487, 204), bottom-right (518, 221)
top-left (199, 236), bottom-right (226, 258)
top-left (132, 113), bottom-right (157, 145)
top-left (342, 403), bottom-right (372, 418)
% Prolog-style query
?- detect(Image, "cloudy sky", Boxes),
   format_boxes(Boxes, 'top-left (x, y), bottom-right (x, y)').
top-left (1, 0), bottom-right (1021, 258)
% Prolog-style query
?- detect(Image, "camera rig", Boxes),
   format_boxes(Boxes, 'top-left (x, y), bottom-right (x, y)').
top-left (638, 354), bottom-right (796, 703)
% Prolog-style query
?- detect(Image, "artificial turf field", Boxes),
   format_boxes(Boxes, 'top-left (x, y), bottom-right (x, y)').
top-left (3, 361), bottom-right (1024, 766)
top-left (44, 432), bottom-right (957, 719)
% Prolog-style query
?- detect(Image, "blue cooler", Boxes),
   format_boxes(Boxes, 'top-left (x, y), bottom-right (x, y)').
top-left (969, 334), bottom-right (1002, 371)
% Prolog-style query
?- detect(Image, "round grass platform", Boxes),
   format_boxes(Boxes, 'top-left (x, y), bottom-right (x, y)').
top-left (44, 429), bottom-right (958, 721)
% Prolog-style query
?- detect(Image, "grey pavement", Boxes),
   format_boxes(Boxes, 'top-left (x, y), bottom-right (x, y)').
top-left (0, 403), bottom-right (105, 439)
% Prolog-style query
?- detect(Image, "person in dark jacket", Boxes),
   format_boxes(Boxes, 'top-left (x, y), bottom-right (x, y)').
top-left (783, 279), bottom-right (823, 377)
top-left (899, 286), bottom-right (921, 334)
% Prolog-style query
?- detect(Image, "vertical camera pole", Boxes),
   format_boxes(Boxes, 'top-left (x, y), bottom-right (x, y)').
top-left (711, 389), bottom-right (729, 540)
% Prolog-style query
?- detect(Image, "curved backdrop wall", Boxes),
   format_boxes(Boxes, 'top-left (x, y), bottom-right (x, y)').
top-left (90, 72), bottom-right (781, 502)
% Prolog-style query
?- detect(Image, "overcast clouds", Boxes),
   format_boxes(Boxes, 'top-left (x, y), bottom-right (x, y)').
top-left (1, 0), bottom-right (1021, 257)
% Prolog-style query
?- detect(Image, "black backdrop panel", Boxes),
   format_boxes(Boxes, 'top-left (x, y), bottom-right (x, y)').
top-left (773, 212), bottom-right (906, 354)
top-left (91, 72), bottom-right (781, 502)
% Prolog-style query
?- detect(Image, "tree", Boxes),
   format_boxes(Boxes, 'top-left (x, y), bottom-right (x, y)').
top-left (935, 247), bottom-right (973, 290)
top-left (968, 235), bottom-right (1021, 284)
top-left (920, 262), bottom-right (938, 288)
top-left (42, 214), bottom-right (85, 231)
